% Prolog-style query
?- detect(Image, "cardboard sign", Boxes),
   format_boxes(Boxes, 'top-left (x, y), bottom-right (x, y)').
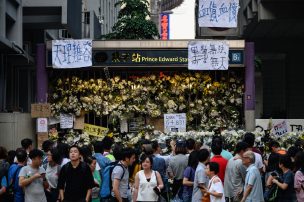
top-left (188, 41), bottom-right (229, 70)
top-left (37, 118), bottom-right (48, 133)
top-left (164, 113), bottom-right (186, 133)
top-left (84, 123), bottom-right (108, 137)
top-left (74, 115), bottom-right (85, 129)
top-left (31, 103), bottom-right (51, 118)
top-left (37, 132), bottom-right (49, 149)
top-left (60, 113), bottom-right (73, 129)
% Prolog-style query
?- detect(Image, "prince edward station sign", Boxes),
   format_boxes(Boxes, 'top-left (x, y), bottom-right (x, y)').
top-left (47, 40), bottom-right (244, 68)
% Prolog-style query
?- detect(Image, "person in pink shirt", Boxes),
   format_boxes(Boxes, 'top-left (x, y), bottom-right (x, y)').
top-left (294, 151), bottom-right (304, 202)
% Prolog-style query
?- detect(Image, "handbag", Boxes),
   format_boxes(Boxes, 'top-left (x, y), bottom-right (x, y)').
top-left (202, 193), bottom-right (210, 202)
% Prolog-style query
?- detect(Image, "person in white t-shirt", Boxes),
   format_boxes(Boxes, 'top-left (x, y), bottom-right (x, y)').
top-left (202, 162), bottom-right (225, 202)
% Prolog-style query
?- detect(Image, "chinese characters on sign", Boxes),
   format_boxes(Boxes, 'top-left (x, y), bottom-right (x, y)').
top-left (198, 0), bottom-right (240, 28)
top-left (31, 103), bottom-right (51, 118)
top-left (60, 113), bottom-right (73, 129)
top-left (272, 120), bottom-right (288, 136)
top-left (164, 113), bottom-right (186, 133)
top-left (52, 40), bottom-right (92, 68)
top-left (188, 41), bottom-right (229, 70)
top-left (160, 13), bottom-right (170, 40)
top-left (84, 124), bottom-right (108, 137)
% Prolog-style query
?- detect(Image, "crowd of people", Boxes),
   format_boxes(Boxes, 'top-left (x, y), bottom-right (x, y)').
top-left (0, 132), bottom-right (304, 202)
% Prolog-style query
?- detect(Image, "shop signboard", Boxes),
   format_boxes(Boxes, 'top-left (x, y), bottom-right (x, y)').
top-left (164, 113), bottom-right (186, 133)
top-left (47, 48), bottom-right (244, 67)
top-left (198, 0), bottom-right (240, 28)
top-left (160, 13), bottom-right (170, 40)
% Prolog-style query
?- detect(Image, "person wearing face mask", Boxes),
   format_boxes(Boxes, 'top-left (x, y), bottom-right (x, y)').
top-left (57, 145), bottom-right (94, 202)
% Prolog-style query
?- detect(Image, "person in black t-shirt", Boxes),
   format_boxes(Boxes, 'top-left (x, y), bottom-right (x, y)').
top-left (58, 145), bottom-right (94, 202)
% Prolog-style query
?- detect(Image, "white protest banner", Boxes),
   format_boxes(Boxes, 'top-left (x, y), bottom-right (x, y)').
top-left (272, 120), bottom-right (288, 136)
top-left (255, 119), bottom-right (304, 133)
top-left (198, 0), bottom-right (240, 28)
top-left (52, 40), bottom-right (92, 68)
top-left (188, 41), bottom-right (229, 70)
top-left (60, 113), bottom-right (73, 129)
top-left (164, 113), bottom-right (186, 133)
top-left (37, 118), bottom-right (48, 133)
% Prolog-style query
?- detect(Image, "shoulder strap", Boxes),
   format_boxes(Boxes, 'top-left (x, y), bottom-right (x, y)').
top-left (114, 163), bottom-right (126, 180)
top-left (10, 165), bottom-right (23, 189)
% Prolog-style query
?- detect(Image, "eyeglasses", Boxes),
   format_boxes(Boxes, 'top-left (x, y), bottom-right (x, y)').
top-left (242, 156), bottom-right (250, 159)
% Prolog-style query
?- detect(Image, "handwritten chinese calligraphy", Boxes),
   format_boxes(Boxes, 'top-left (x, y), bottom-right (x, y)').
top-left (52, 40), bottom-right (92, 68)
top-left (198, 0), bottom-right (239, 28)
top-left (188, 41), bottom-right (229, 70)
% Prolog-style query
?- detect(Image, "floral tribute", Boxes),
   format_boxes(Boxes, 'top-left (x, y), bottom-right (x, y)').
top-left (50, 72), bottom-right (244, 131)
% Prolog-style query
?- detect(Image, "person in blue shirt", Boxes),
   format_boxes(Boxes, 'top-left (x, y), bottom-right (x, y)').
top-left (0, 173), bottom-right (8, 196)
top-left (8, 148), bottom-right (27, 202)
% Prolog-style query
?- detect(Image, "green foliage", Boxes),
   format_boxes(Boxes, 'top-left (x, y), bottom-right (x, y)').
top-left (104, 0), bottom-right (159, 39)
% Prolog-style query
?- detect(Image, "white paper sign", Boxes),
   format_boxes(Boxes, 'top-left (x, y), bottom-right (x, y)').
top-left (256, 119), bottom-right (304, 133)
top-left (37, 118), bottom-right (48, 133)
top-left (52, 40), bottom-right (92, 68)
top-left (188, 41), bottom-right (229, 70)
top-left (60, 113), bottom-right (74, 129)
top-left (273, 120), bottom-right (288, 136)
top-left (198, 0), bottom-right (240, 28)
top-left (164, 113), bottom-right (186, 133)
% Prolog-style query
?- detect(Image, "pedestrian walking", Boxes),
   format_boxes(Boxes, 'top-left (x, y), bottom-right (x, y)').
top-left (20, 139), bottom-right (33, 165)
top-left (224, 142), bottom-right (248, 202)
top-left (7, 149), bottom-right (27, 202)
top-left (202, 162), bottom-right (225, 202)
top-left (182, 150), bottom-right (199, 202)
top-left (167, 140), bottom-right (188, 198)
top-left (58, 145), bottom-right (94, 202)
top-left (192, 149), bottom-right (210, 202)
top-left (111, 147), bottom-right (136, 202)
top-left (19, 149), bottom-right (48, 202)
top-left (240, 151), bottom-right (264, 202)
top-left (0, 146), bottom-right (9, 202)
top-left (210, 143), bottom-right (228, 183)
top-left (133, 154), bottom-right (164, 202)
top-left (45, 148), bottom-right (62, 202)
top-left (85, 156), bottom-right (101, 202)
top-left (269, 155), bottom-right (296, 202)
top-left (294, 151), bottom-right (304, 202)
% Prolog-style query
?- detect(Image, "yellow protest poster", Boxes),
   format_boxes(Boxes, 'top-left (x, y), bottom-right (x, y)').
top-left (84, 123), bottom-right (108, 137)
